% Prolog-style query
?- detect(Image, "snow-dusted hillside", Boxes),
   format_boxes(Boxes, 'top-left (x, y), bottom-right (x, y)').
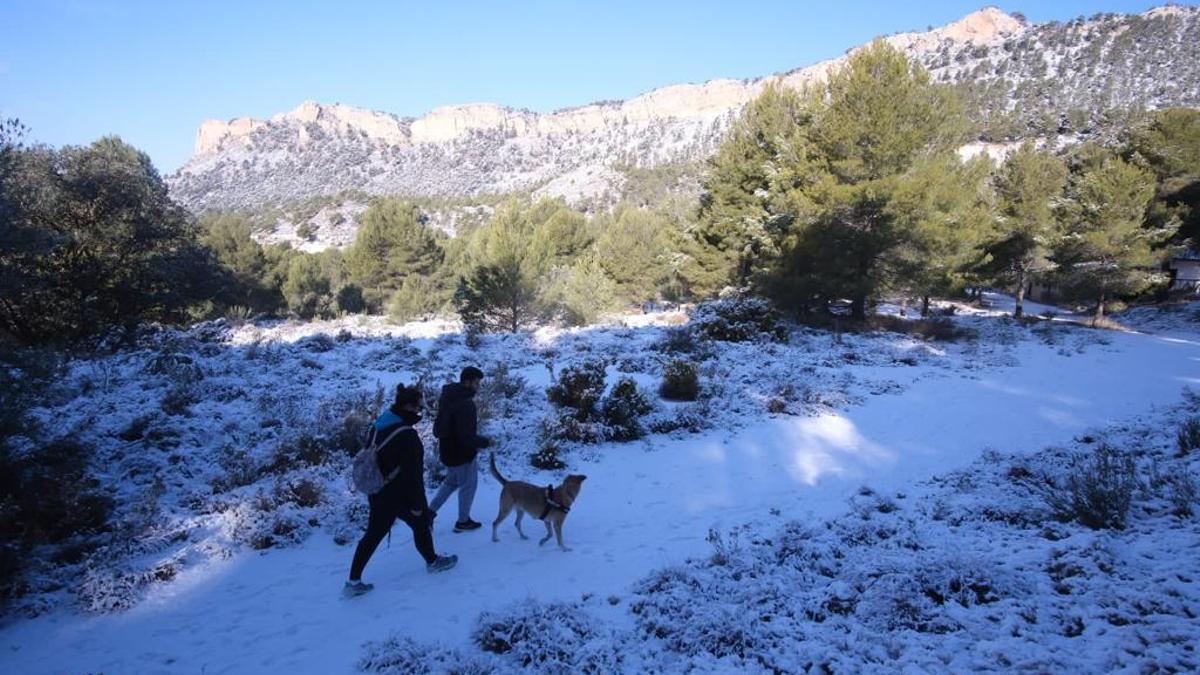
top-left (168, 6), bottom-right (1200, 214)
top-left (1, 297), bottom-right (1199, 672)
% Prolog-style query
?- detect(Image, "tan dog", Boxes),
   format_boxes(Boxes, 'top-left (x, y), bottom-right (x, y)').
top-left (489, 454), bottom-right (586, 551)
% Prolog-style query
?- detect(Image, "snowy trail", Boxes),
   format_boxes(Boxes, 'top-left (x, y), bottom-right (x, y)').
top-left (3, 326), bottom-right (1199, 673)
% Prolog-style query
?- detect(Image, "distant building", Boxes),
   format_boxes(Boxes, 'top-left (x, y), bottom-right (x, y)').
top-left (1169, 251), bottom-right (1200, 295)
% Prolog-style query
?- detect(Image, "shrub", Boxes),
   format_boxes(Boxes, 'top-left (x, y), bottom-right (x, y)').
top-left (473, 598), bottom-right (621, 673)
top-left (659, 359), bottom-right (700, 401)
top-left (274, 476), bottom-right (324, 509)
top-left (160, 383), bottom-right (198, 416)
top-left (546, 360), bottom-right (607, 421)
top-left (1177, 417), bottom-right (1200, 456)
top-left (601, 378), bottom-right (653, 441)
top-left (145, 352), bottom-right (204, 382)
top-left (690, 297), bottom-right (788, 343)
top-left (531, 444), bottom-right (566, 470)
top-left (541, 414), bottom-right (603, 445)
top-left (1163, 472), bottom-right (1199, 518)
top-left (359, 635), bottom-right (484, 674)
top-left (1, 438), bottom-right (113, 600)
top-left (336, 284), bottom-right (366, 314)
top-left (1038, 445), bottom-right (1139, 530)
top-left (317, 388), bottom-right (384, 457)
top-left (482, 362), bottom-right (527, 400)
top-left (297, 333), bottom-right (335, 353)
top-left (213, 445), bottom-right (261, 492)
top-left (269, 434), bottom-right (334, 473)
top-left (656, 326), bottom-right (701, 355)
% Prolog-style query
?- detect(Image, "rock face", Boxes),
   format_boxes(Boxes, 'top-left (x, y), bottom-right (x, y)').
top-left (170, 6), bottom-right (1200, 212)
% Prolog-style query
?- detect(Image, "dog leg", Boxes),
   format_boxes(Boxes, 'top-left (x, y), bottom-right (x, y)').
top-left (553, 518), bottom-right (571, 552)
top-left (514, 510), bottom-right (529, 540)
top-left (492, 494), bottom-right (514, 543)
top-left (538, 520), bottom-right (553, 546)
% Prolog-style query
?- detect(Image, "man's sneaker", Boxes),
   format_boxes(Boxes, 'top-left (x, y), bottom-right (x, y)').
top-left (426, 554), bottom-right (458, 573)
top-left (343, 580), bottom-right (374, 598)
top-left (453, 519), bottom-right (482, 533)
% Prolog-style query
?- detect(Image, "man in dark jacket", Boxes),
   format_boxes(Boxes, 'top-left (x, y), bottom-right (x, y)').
top-left (345, 384), bottom-right (457, 597)
top-left (429, 366), bottom-right (491, 532)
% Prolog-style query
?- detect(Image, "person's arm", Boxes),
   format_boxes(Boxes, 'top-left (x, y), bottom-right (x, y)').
top-left (453, 401), bottom-right (491, 450)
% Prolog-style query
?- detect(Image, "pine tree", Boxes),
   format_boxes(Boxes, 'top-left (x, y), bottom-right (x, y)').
top-left (1125, 108), bottom-right (1200, 248)
top-left (592, 207), bottom-right (671, 302)
top-left (889, 154), bottom-right (995, 314)
top-left (455, 255), bottom-right (539, 334)
top-left (282, 254), bottom-right (331, 319)
top-left (1, 136), bottom-right (220, 341)
top-left (976, 142), bottom-right (1068, 318)
top-left (697, 83), bottom-right (813, 285)
top-left (1056, 156), bottom-right (1167, 320)
top-left (750, 40), bottom-right (966, 318)
top-left (343, 199), bottom-right (443, 311)
top-left (543, 254), bottom-right (621, 326)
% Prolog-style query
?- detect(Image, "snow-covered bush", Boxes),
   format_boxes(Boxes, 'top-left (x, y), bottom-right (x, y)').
top-left (546, 360), bottom-right (606, 420)
top-left (658, 359), bottom-right (699, 401)
top-left (530, 443), bottom-right (566, 470)
top-left (655, 325), bottom-right (703, 355)
top-left (1038, 444), bottom-right (1139, 529)
top-left (273, 475), bottom-right (324, 508)
top-left (358, 635), bottom-right (486, 674)
top-left (160, 382), bottom-right (199, 417)
top-left (472, 598), bottom-right (622, 673)
top-left (1177, 417), bottom-right (1200, 455)
top-left (600, 377), bottom-right (652, 441)
top-left (646, 401), bottom-right (712, 435)
top-left (690, 297), bottom-right (788, 343)
top-left (213, 444), bottom-right (261, 493)
top-left (1, 438), bottom-right (113, 601)
top-left (540, 413), bottom-right (603, 445)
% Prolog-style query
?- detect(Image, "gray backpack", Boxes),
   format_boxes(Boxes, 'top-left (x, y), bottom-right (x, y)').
top-left (350, 425), bottom-right (411, 495)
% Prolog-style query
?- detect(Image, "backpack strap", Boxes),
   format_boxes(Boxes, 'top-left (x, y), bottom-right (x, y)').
top-left (374, 424), bottom-right (413, 483)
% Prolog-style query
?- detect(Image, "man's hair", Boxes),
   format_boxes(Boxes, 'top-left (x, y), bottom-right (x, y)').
top-left (459, 366), bottom-right (484, 383)
top-left (394, 383), bottom-right (423, 408)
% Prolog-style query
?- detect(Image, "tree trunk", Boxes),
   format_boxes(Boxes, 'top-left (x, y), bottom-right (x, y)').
top-left (1014, 275), bottom-right (1026, 319)
top-left (850, 295), bottom-right (866, 321)
top-left (921, 295), bottom-right (931, 317)
top-left (1093, 295), bottom-right (1106, 324)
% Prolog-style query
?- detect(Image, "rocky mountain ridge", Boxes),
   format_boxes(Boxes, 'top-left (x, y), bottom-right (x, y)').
top-left (169, 5), bottom-right (1200, 216)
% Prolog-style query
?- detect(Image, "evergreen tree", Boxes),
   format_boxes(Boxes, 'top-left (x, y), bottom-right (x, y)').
top-left (543, 254), bottom-right (621, 326)
top-left (1056, 156), bottom-right (1168, 320)
top-left (592, 207), bottom-right (671, 302)
top-left (200, 213), bottom-right (284, 312)
top-left (1, 136), bottom-right (220, 342)
top-left (698, 83), bottom-right (812, 285)
top-left (388, 275), bottom-right (443, 323)
top-left (1125, 108), bottom-right (1200, 248)
top-left (753, 40), bottom-right (966, 318)
top-left (975, 142), bottom-right (1068, 318)
top-left (343, 199), bottom-right (443, 311)
top-left (889, 154), bottom-right (995, 314)
top-left (281, 254), bottom-right (331, 319)
top-left (455, 255), bottom-right (539, 334)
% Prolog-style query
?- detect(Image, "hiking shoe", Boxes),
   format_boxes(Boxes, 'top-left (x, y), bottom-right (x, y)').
top-left (453, 519), bottom-right (482, 532)
top-left (343, 580), bottom-right (374, 598)
top-left (426, 554), bottom-right (458, 573)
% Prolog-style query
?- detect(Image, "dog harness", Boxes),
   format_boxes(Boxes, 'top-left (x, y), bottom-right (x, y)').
top-left (538, 485), bottom-right (569, 520)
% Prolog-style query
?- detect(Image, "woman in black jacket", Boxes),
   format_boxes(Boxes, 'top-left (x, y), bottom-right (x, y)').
top-left (345, 385), bottom-right (457, 597)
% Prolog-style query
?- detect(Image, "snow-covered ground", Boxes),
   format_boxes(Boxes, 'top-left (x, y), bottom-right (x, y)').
top-left (2, 299), bottom-right (1199, 672)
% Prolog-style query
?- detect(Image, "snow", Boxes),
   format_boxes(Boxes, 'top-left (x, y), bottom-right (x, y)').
top-left (2, 299), bottom-right (1199, 672)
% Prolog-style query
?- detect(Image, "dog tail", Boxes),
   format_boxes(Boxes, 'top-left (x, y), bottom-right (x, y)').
top-left (488, 453), bottom-right (508, 485)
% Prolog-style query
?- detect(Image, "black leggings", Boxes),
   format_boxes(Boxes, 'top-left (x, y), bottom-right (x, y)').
top-left (350, 498), bottom-right (436, 580)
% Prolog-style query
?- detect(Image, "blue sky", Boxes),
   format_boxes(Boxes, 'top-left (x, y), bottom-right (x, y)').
top-left (0, 0), bottom-right (1189, 172)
